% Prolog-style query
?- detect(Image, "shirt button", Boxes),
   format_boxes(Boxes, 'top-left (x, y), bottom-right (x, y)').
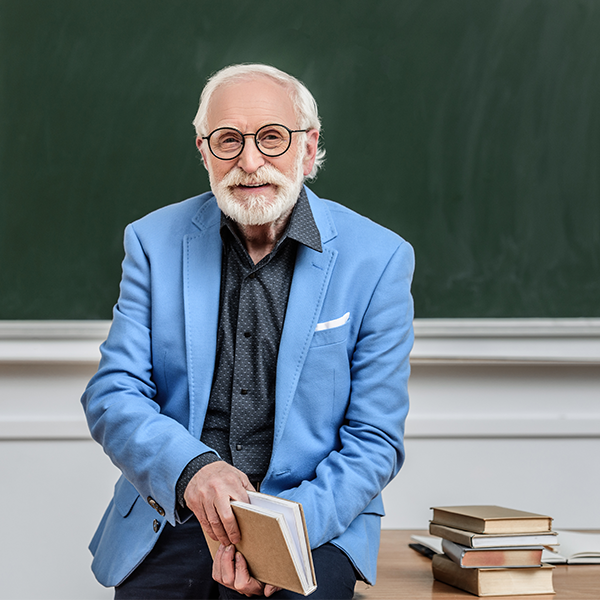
top-left (244, 331), bottom-right (252, 338)
top-left (240, 388), bottom-right (248, 395)
top-left (248, 273), bottom-right (256, 279)
top-left (236, 444), bottom-right (243, 451)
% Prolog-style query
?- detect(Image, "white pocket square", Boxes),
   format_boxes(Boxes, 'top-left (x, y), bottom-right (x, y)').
top-left (315, 312), bottom-right (350, 332)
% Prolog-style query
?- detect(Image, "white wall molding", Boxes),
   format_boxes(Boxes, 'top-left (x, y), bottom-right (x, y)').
top-left (0, 320), bottom-right (111, 339)
top-left (2, 318), bottom-right (600, 365)
top-left (412, 318), bottom-right (600, 364)
top-left (405, 416), bottom-right (600, 438)
top-left (0, 320), bottom-right (109, 363)
top-left (0, 415), bottom-right (91, 439)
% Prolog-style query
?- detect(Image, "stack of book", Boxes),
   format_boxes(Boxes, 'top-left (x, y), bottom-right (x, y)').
top-left (428, 505), bottom-right (557, 596)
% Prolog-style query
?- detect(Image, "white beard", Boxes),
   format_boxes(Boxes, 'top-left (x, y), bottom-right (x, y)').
top-left (209, 156), bottom-right (305, 226)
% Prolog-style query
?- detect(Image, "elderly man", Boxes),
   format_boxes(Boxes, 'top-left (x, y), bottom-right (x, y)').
top-left (82, 64), bottom-right (414, 599)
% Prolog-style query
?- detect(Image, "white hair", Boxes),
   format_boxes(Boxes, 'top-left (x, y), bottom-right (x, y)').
top-left (193, 63), bottom-right (325, 180)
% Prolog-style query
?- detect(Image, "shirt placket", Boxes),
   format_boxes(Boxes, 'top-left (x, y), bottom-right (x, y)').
top-left (229, 265), bottom-right (260, 473)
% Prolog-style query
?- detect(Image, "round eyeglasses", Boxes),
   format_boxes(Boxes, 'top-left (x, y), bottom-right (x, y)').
top-left (202, 123), bottom-right (308, 160)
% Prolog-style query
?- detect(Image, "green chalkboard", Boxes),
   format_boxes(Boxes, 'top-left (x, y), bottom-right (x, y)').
top-left (1, 0), bottom-right (599, 319)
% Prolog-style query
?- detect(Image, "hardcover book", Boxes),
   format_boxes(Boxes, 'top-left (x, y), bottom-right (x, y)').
top-left (431, 505), bottom-right (553, 534)
top-left (202, 491), bottom-right (317, 596)
top-left (429, 523), bottom-right (559, 548)
top-left (442, 538), bottom-right (543, 568)
top-left (432, 554), bottom-right (555, 596)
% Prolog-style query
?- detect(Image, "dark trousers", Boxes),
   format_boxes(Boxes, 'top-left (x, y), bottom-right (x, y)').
top-left (115, 516), bottom-right (357, 599)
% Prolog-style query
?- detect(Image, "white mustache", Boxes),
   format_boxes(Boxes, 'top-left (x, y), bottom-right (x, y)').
top-left (221, 164), bottom-right (291, 189)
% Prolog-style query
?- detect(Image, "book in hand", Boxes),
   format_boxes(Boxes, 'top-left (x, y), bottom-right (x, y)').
top-left (202, 491), bottom-right (317, 596)
top-left (431, 505), bottom-right (553, 535)
top-left (432, 553), bottom-right (555, 597)
top-left (542, 530), bottom-right (600, 564)
top-left (429, 522), bottom-right (559, 548)
top-left (442, 538), bottom-right (543, 569)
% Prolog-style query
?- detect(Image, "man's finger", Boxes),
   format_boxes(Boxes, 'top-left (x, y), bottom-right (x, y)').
top-left (214, 497), bottom-right (241, 544)
top-left (189, 494), bottom-right (231, 544)
top-left (264, 584), bottom-right (282, 597)
top-left (194, 504), bottom-right (219, 542)
top-left (211, 544), bottom-right (224, 583)
top-left (206, 507), bottom-right (232, 546)
top-left (234, 552), bottom-right (265, 596)
top-left (213, 544), bottom-right (236, 588)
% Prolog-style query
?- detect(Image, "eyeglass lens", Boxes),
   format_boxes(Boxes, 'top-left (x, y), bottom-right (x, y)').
top-left (209, 124), bottom-right (291, 159)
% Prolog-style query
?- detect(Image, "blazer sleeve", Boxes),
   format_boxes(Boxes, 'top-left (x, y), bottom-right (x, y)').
top-left (81, 223), bottom-right (213, 525)
top-left (280, 239), bottom-right (415, 548)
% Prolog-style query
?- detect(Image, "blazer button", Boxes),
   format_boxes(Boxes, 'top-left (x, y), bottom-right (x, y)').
top-left (147, 496), bottom-right (166, 517)
top-left (153, 519), bottom-right (160, 533)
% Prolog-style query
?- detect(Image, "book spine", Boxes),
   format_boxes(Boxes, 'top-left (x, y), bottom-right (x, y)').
top-left (429, 523), bottom-right (474, 547)
top-left (432, 555), bottom-right (480, 595)
top-left (441, 539), bottom-right (466, 567)
top-left (433, 511), bottom-right (485, 534)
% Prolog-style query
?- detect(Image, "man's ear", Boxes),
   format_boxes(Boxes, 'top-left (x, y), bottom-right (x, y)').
top-left (196, 136), bottom-right (209, 171)
top-left (302, 129), bottom-right (320, 177)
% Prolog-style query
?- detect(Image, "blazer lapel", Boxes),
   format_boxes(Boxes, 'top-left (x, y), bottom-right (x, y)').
top-left (183, 199), bottom-right (222, 438)
top-left (273, 192), bottom-right (338, 450)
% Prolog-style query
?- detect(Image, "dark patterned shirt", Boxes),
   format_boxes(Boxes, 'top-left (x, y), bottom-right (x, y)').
top-left (176, 189), bottom-right (321, 505)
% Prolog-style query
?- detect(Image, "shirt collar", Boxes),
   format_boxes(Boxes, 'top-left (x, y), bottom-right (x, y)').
top-left (219, 187), bottom-right (322, 253)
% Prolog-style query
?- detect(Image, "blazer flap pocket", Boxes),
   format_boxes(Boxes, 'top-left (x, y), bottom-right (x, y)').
top-left (363, 494), bottom-right (385, 517)
top-left (113, 476), bottom-right (140, 517)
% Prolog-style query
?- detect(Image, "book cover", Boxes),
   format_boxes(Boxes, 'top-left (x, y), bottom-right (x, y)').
top-left (410, 534), bottom-right (443, 555)
top-left (430, 523), bottom-right (559, 549)
top-left (442, 538), bottom-right (543, 568)
top-left (432, 554), bottom-right (555, 596)
top-left (431, 505), bottom-right (553, 534)
top-left (202, 492), bottom-right (317, 596)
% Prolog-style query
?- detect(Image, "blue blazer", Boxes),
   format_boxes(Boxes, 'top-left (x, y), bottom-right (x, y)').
top-left (82, 187), bottom-right (414, 587)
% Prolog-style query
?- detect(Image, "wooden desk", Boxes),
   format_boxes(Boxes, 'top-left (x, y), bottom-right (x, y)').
top-left (354, 530), bottom-right (600, 599)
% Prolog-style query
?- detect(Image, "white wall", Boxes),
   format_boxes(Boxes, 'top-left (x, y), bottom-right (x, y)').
top-left (1, 319), bottom-right (599, 599)
top-left (382, 320), bottom-right (600, 531)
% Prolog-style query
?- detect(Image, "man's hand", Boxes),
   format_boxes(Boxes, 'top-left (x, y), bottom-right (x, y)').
top-left (183, 461), bottom-right (254, 546)
top-left (212, 543), bottom-right (281, 597)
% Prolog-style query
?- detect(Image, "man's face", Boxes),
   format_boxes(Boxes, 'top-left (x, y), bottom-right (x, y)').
top-left (197, 77), bottom-right (319, 226)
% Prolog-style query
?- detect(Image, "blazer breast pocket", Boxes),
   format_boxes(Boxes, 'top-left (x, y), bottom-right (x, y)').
top-left (297, 317), bottom-right (352, 427)
top-left (310, 318), bottom-right (350, 347)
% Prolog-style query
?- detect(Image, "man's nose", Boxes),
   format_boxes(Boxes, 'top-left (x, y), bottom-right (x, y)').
top-left (237, 137), bottom-right (266, 173)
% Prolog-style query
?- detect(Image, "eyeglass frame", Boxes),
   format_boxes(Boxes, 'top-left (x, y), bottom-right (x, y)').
top-left (201, 123), bottom-right (309, 160)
